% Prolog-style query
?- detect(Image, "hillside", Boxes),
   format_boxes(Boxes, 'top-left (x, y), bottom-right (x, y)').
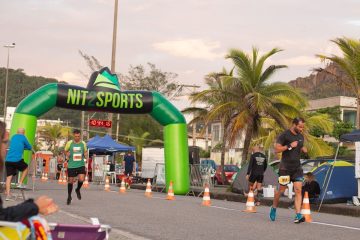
top-left (288, 64), bottom-right (354, 99)
top-left (0, 68), bottom-right (82, 126)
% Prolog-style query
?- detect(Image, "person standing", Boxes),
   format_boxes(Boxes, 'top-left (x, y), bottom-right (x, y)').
top-left (123, 151), bottom-right (135, 176)
top-left (246, 146), bottom-right (267, 205)
top-left (64, 129), bottom-right (88, 205)
top-left (269, 117), bottom-right (308, 224)
top-left (0, 121), bottom-right (58, 221)
top-left (5, 128), bottom-right (32, 201)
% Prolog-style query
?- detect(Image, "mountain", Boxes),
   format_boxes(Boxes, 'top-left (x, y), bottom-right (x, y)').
top-left (288, 64), bottom-right (354, 100)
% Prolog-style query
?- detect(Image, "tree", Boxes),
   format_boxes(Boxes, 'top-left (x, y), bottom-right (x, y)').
top-left (189, 69), bottom-right (236, 184)
top-left (39, 124), bottom-right (70, 154)
top-left (119, 63), bottom-right (179, 97)
top-left (317, 37), bottom-right (360, 128)
top-left (225, 47), bottom-right (305, 161)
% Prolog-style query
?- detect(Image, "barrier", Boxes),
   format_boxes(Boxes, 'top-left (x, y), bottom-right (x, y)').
top-left (153, 163), bottom-right (166, 192)
top-left (188, 164), bottom-right (214, 196)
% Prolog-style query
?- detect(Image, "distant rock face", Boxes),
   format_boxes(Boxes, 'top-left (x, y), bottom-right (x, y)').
top-left (288, 64), bottom-right (354, 100)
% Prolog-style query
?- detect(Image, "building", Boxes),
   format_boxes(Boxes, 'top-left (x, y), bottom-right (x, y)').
top-left (307, 96), bottom-right (357, 125)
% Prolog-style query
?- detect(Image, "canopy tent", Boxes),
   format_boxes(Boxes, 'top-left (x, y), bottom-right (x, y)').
top-left (318, 129), bottom-right (360, 211)
top-left (87, 135), bottom-right (102, 146)
top-left (87, 134), bottom-right (135, 153)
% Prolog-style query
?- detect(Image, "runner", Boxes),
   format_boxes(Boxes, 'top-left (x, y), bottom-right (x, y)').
top-left (64, 129), bottom-right (88, 205)
top-left (269, 117), bottom-right (308, 223)
top-left (246, 145), bottom-right (267, 205)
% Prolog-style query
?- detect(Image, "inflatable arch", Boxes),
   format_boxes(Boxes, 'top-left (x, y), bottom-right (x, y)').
top-left (10, 67), bottom-right (189, 194)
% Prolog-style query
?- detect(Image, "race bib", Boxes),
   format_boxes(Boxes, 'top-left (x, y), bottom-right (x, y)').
top-left (73, 147), bottom-right (83, 161)
top-left (278, 175), bottom-right (290, 185)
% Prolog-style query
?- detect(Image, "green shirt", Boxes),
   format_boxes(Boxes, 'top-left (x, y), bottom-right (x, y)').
top-left (65, 140), bottom-right (87, 169)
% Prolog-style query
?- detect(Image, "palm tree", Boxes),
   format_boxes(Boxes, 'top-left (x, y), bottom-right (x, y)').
top-left (253, 113), bottom-right (334, 159)
top-left (316, 37), bottom-right (360, 128)
top-left (39, 124), bottom-right (67, 154)
top-left (225, 47), bottom-right (305, 161)
top-left (189, 69), bottom-right (236, 184)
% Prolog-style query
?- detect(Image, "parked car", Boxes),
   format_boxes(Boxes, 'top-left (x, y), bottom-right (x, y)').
top-left (213, 164), bottom-right (239, 185)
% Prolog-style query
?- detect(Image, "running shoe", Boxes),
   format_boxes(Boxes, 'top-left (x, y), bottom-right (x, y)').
top-left (269, 206), bottom-right (277, 221)
top-left (75, 189), bottom-right (81, 200)
top-left (16, 183), bottom-right (26, 189)
top-left (66, 196), bottom-right (72, 205)
top-left (294, 213), bottom-right (305, 224)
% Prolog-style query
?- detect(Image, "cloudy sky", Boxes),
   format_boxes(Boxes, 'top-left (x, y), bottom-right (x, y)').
top-left (1, 0), bottom-right (360, 110)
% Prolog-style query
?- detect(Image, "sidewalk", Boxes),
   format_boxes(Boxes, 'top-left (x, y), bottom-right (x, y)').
top-left (130, 183), bottom-right (360, 218)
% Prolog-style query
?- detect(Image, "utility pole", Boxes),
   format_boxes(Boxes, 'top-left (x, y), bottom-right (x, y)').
top-left (177, 84), bottom-right (200, 146)
top-left (108, 0), bottom-right (119, 137)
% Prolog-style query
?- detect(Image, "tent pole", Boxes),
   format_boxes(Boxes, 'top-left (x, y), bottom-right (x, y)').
top-left (318, 142), bottom-right (340, 212)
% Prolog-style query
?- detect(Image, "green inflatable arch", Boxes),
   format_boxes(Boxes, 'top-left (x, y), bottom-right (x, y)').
top-left (10, 68), bottom-right (189, 194)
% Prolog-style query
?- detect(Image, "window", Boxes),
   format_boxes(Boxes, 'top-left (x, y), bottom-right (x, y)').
top-left (343, 110), bottom-right (356, 126)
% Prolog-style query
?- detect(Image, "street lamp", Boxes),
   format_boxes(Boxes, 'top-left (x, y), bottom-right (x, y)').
top-left (3, 43), bottom-right (16, 124)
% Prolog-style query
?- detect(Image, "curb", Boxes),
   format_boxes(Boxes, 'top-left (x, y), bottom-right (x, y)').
top-left (130, 184), bottom-right (360, 217)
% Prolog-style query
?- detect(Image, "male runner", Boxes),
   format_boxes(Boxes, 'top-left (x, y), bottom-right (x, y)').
top-left (246, 145), bottom-right (267, 205)
top-left (64, 129), bottom-right (88, 205)
top-left (269, 117), bottom-right (308, 223)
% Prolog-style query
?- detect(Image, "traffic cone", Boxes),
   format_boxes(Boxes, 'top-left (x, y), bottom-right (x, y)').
top-left (145, 179), bottom-right (152, 198)
top-left (243, 190), bottom-right (256, 213)
top-left (58, 174), bottom-right (63, 184)
top-left (119, 178), bottom-right (126, 193)
top-left (301, 191), bottom-right (312, 222)
top-left (104, 176), bottom-right (110, 191)
top-left (166, 181), bottom-right (175, 200)
top-left (201, 183), bottom-right (211, 206)
top-left (83, 175), bottom-right (89, 188)
top-left (62, 175), bottom-right (67, 184)
top-left (41, 173), bottom-right (46, 182)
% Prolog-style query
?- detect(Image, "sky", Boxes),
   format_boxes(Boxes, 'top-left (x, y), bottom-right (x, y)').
top-left (1, 0), bottom-right (360, 111)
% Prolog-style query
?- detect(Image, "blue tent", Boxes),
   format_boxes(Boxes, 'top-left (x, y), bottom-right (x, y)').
top-left (87, 135), bottom-right (102, 147)
top-left (313, 161), bottom-right (357, 203)
top-left (87, 134), bottom-right (135, 152)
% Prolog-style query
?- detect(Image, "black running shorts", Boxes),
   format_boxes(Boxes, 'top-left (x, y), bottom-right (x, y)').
top-left (249, 174), bottom-right (264, 184)
top-left (278, 168), bottom-right (304, 185)
top-left (5, 159), bottom-right (28, 177)
top-left (67, 166), bottom-right (86, 177)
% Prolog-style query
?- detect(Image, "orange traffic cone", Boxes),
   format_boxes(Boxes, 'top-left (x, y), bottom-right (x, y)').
top-left (58, 174), bottom-right (63, 184)
top-left (145, 179), bottom-right (152, 198)
top-left (202, 183), bottom-right (211, 206)
top-left (83, 175), bottom-right (89, 188)
top-left (166, 181), bottom-right (175, 200)
top-left (119, 178), bottom-right (126, 193)
top-left (243, 190), bottom-right (256, 213)
top-left (41, 173), bottom-right (46, 182)
top-left (301, 191), bottom-right (312, 222)
top-left (62, 175), bottom-right (67, 184)
top-left (104, 176), bottom-right (110, 191)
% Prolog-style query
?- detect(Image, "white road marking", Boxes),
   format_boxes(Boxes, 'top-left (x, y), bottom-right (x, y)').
top-left (311, 221), bottom-right (360, 231)
top-left (210, 205), bottom-right (360, 231)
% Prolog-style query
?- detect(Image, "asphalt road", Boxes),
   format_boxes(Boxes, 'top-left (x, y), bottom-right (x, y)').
top-left (4, 180), bottom-right (360, 240)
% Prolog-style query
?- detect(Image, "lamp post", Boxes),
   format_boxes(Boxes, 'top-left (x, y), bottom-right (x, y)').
top-left (108, 0), bottom-right (119, 137)
top-left (3, 43), bottom-right (16, 124)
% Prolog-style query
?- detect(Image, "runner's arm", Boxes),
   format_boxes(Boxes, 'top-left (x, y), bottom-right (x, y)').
top-left (64, 141), bottom-right (71, 160)
top-left (247, 155), bottom-right (254, 175)
top-left (264, 156), bottom-right (267, 172)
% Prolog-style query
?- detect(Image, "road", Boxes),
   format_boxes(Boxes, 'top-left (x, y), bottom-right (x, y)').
top-left (5, 180), bottom-right (360, 240)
